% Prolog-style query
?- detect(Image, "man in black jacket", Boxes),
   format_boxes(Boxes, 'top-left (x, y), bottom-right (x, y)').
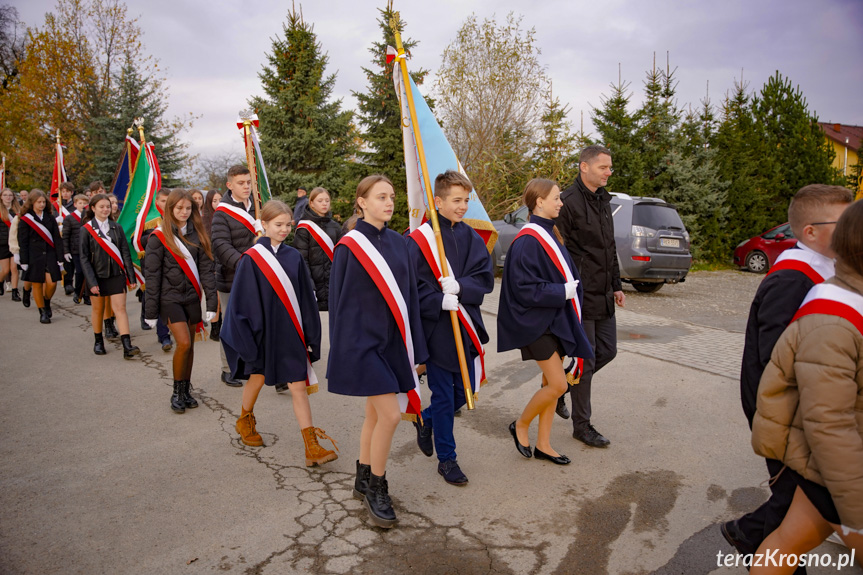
top-left (555, 145), bottom-right (623, 448)
top-left (292, 186), bottom-right (308, 226)
top-left (211, 165), bottom-right (260, 387)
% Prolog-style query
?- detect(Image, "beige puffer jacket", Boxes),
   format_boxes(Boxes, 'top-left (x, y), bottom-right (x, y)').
top-left (751, 262), bottom-right (863, 530)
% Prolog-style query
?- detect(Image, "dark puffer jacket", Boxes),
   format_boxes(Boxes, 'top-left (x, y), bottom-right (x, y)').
top-left (556, 175), bottom-right (622, 320)
top-left (143, 225), bottom-right (217, 320)
top-left (211, 191), bottom-right (256, 292)
top-left (62, 212), bottom-right (85, 256)
top-left (293, 210), bottom-right (342, 310)
top-left (79, 218), bottom-right (136, 287)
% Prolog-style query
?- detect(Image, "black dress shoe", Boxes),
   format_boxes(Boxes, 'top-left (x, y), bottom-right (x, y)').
top-left (533, 447), bottom-right (571, 465)
top-left (221, 372), bottom-right (243, 388)
top-left (573, 424), bottom-right (610, 448)
top-left (64, 285), bottom-right (74, 296)
top-left (413, 418), bottom-right (434, 457)
top-left (73, 295), bottom-right (80, 304)
top-left (720, 520), bottom-right (757, 555)
top-left (556, 395), bottom-right (570, 419)
top-left (438, 459), bottom-right (468, 485)
top-left (509, 421), bottom-right (532, 458)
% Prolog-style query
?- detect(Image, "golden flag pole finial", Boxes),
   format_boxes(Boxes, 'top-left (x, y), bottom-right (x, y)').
top-left (389, 13), bottom-right (476, 410)
top-left (238, 109), bottom-right (262, 229)
top-left (134, 117), bottom-right (145, 144)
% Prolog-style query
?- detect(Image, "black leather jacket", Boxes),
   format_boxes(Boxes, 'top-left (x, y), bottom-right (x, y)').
top-left (79, 218), bottom-right (136, 286)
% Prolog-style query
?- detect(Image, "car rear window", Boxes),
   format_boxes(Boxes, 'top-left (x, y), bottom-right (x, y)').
top-left (632, 203), bottom-right (685, 230)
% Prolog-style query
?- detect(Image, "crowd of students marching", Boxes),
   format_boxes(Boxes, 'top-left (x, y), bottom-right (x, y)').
top-left (2, 149), bottom-right (862, 566)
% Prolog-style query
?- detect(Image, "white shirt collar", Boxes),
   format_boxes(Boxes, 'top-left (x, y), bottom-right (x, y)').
top-left (179, 224), bottom-right (188, 236)
top-left (271, 242), bottom-right (279, 253)
top-left (243, 199), bottom-right (251, 211)
top-left (797, 240), bottom-right (835, 273)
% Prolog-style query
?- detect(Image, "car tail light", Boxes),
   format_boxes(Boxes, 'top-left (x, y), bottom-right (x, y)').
top-left (631, 225), bottom-right (656, 238)
top-left (631, 256), bottom-right (651, 262)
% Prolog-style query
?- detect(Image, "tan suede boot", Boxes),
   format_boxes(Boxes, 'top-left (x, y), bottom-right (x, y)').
top-left (236, 409), bottom-right (263, 447)
top-left (301, 427), bottom-right (339, 467)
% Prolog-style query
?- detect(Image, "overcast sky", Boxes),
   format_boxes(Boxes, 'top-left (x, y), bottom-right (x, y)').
top-left (13, 0), bottom-right (863, 164)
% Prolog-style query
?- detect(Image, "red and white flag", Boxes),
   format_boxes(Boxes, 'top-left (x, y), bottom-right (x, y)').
top-left (49, 137), bottom-right (69, 220)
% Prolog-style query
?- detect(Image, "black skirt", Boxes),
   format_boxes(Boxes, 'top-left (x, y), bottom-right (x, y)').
top-left (160, 300), bottom-right (202, 325)
top-left (96, 275), bottom-right (126, 297)
top-left (785, 467), bottom-right (841, 525)
top-left (0, 246), bottom-right (11, 259)
top-left (520, 331), bottom-right (566, 361)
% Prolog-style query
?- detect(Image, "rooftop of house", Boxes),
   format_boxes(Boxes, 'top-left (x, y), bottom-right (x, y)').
top-left (818, 123), bottom-right (863, 151)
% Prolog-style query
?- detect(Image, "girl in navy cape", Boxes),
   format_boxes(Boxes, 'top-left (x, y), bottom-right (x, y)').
top-left (498, 178), bottom-right (593, 465)
top-left (328, 175), bottom-right (428, 529)
top-left (221, 200), bottom-right (337, 467)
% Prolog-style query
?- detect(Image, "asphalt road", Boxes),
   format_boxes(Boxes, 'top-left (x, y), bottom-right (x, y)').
top-left (1, 281), bottom-right (859, 575)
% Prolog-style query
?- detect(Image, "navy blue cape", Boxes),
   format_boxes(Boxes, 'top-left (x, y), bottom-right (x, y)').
top-left (497, 215), bottom-right (594, 361)
top-left (327, 219), bottom-right (429, 396)
top-left (221, 237), bottom-right (321, 385)
top-left (407, 215), bottom-right (494, 372)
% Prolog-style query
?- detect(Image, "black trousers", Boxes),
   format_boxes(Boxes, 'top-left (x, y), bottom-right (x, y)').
top-left (567, 315), bottom-right (617, 429)
top-left (71, 255), bottom-right (85, 296)
top-left (63, 258), bottom-right (74, 288)
top-left (737, 458), bottom-right (807, 574)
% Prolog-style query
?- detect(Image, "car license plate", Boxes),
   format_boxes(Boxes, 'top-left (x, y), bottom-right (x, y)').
top-left (660, 238), bottom-right (680, 248)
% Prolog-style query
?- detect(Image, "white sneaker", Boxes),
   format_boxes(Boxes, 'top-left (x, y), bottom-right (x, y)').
top-left (826, 531), bottom-right (847, 547)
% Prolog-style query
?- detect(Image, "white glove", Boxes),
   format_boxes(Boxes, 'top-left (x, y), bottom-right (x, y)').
top-left (205, 311), bottom-right (217, 322)
top-left (13, 253), bottom-right (20, 265)
top-left (144, 319), bottom-right (158, 328)
top-left (564, 280), bottom-right (579, 300)
top-left (57, 261), bottom-right (64, 268)
top-left (64, 253), bottom-right (73, 262)
top-left (440, 276), bottom-right (460, 295)
top-left (20, 264), bottom-right (28, 271)
top-left (254, 219), bottom-right (264, 234)
top-left (441, 293), bottom-right (459, 311)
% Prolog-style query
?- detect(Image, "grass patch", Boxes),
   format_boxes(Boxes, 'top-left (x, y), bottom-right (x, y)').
top-left (690, 260), bottom-right (738, 272)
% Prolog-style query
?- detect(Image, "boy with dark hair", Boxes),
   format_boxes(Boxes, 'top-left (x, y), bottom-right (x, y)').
top-left (211, 165), bottom-right (261, 387)
top-left (64, 194), bottom-right (89, 304)
top-left (407, 170), bottom-right (494, 485)
top-left (723, 184), bottom-right (854, 562)
top-left (293, 186), bottom-right (308, 226)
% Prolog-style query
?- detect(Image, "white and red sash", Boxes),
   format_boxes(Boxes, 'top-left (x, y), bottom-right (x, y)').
top-left (791, 283), bottom-right (863, 335)
top-left (514, 223), bottom-right (585, 381)
top-left (409, 222), bottom-right (487, 393)
top-left (767, 246), bottom-right (834, 285)
top-left (152, 227), bottom-right (202, 298)
top-left (215, 203), bottom-right (256, 235)
top-left (22, 213), bottom-right (54, 248)
top-left (84, 221), bottom-right (131, 286)
top-left (245, 244), bottom-right (319, 392)
top-left (338, 229), bottom-right (422, 420)
top-left (296, 220), bottom-right (334, 261)
top-left (70, 211), bottom-right (82, 223)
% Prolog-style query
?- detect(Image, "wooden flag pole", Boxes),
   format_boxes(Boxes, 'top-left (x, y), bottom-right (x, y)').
top-left (239, 110), bottom-right (262, 232)
top-left (391, 14), bottom-right (475, 410)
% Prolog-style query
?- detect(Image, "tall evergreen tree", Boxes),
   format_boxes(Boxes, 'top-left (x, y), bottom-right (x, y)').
top-left (531, 88), bottom-right (580, 187)
top-left (352, 4), bottom-right (430, 232)
top-left (250, 6), bottom-right (356, 202)
top-left (636, 54), bottom-right (680, 198)
top-left (591, 70), bottom-right (643, 195)
top-left (752, 71), bottom-right (838, 216)
top-left (87, 52), bottom-right (188, 188)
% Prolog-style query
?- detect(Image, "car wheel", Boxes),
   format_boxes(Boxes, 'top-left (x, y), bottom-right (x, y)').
top-left (745, 250), bottom-right (769, 274)
top-left (631, 282), bottom-right (664, 293)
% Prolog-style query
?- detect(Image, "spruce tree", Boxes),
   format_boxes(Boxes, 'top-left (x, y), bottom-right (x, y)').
top-left (590, 70), bottom-right (643, 195)
top-left (636, 54), bottom-right (679, 198)
top-left (752, 71), bottom-right (838, 214)
top-left (87, 52), bottom-right (188, 188)
top-left (251, 6), bottom-right (356, 202)
top-left (352, 5), bottom-right (430, 232)
top-left (531, 89), bottom-right (579, 187)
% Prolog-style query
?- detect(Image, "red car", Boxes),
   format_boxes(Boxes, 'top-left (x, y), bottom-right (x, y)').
top-left (733, 223), bottom-right (798, 273)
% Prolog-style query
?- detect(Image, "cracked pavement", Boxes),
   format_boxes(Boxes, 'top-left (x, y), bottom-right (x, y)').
top-left (2, 276), bottom-right (860, 574)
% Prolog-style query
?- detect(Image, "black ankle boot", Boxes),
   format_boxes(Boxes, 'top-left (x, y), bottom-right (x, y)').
top-left (364, 473), bottom-right (397, 528)
top-left (11, 288), bottom-right (21, 302)
top-left (170, 381), bottom-right (186, 413)
top-left (45, 298), bottom-right (52, 318)
top-left (353, 460), bottom-right (371, 500)
top-left (104, 318), bottom-right (119, 339)
top-left (181, 380), bottom-right (198, 409)
top-left (93, 333), bottom-right (107, 355)
top-left (38, 307), bottom-right (51, 324)
top-left (0, 281), bottom-right (4, 296)
top-left (22, 288), bottom-right (31, 307)
top-left (120, 334), bottom-right (140, 359)
top-left (209, 318), bottom-right (221, 342)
